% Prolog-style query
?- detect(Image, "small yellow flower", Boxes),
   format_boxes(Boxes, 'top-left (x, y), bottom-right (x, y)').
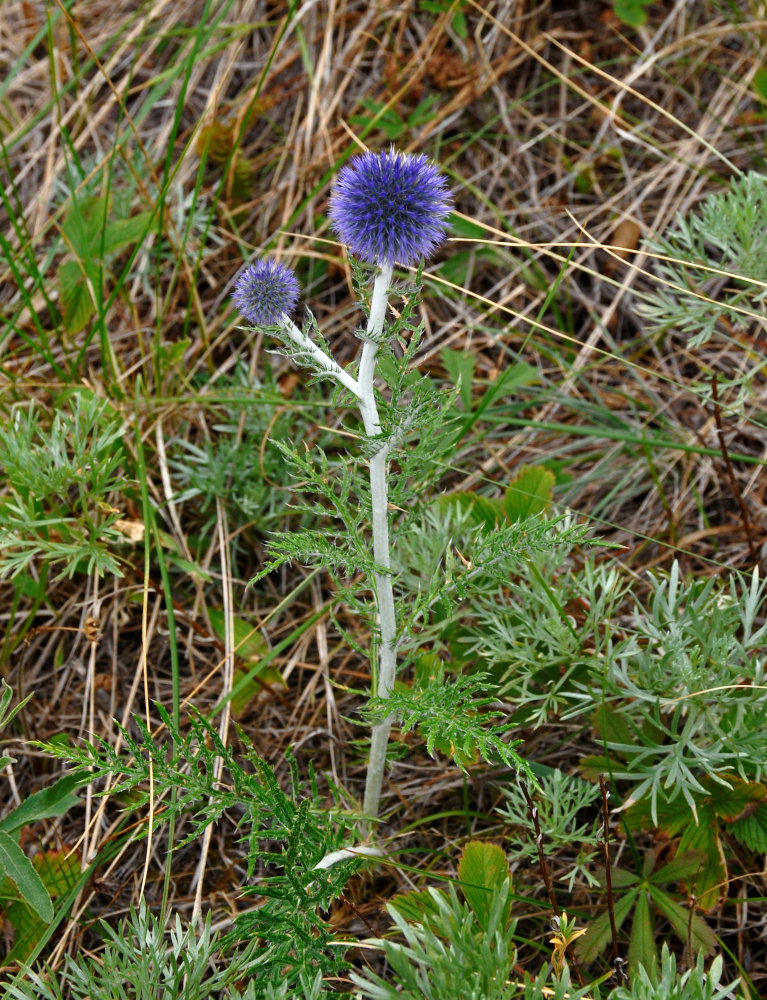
top-left (549, 912), bottom-right (587, 974)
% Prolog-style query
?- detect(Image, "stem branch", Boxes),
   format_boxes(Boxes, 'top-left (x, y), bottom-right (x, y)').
top-left (279, 317), bottom-right (362, 398)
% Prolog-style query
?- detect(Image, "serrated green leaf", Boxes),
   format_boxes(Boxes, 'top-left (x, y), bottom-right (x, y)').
top-left (578, 754), bottom-right (612, 782)
top-left (57, 259), bottom-right (96, 334)
top-left (452, 9), bottom-right (467, 37)
top-left (708, 774), bottom-right (766, 823)
top-left (0, 681), bottom-right (32, 731)
top-left (590, 702), bottom-right (635, 747)
top-left (575, 886), bottom-right (637, 963)
top-left (442, 491), bottom-right (503, 530)
top-left (625, 790), bottom-right (691, 836)
top-left (613, 0), bottom-right (650, 28)
top-left (101, 210), bottom-right (153, 255)
top-left (650, 849), bottom-right (709, 886)
top-left (607, 866), bottom-right (641, 888)
top-left (649, 883), bottom-right (716, 955)
top-left (677, 818), bottom-right (725, 911)
top-left (439, 248), bottom-right (502, 297)
top-left (0, 680), bottom-right (14, 723)
top-left (447, 215), bottom-right (486, 239)
top-left (207, 607), bottom-right (268, 663)
top-left (732, 802), bottom-right (767, 851)
top-left (0, 831), bottom-right (53, 923)
top-left (501, 466), bottom-right (555, 523)
top-left (2, 846), bottom-right (80, 962)
top-left (206, 608), bottom-right (282, 716)
top-left (61, 195), bottom-right (109, 260)
top-left (628, 888), bottom-right (656, 977)
top-left (480, 360), bottom-right (539, 407)
top-left (754, 67), bottom-right (767, 104)
top-left (458, 841), bottom-right (511, 930)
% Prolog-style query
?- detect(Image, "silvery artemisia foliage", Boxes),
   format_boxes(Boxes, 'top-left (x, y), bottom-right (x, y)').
top-left (638, 171), bottom-right (767, 348)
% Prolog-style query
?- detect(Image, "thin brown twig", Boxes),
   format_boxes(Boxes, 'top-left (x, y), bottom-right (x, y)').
top-left (711, 373), bottom-right (759, 565)
top-left (521, 780), bottom-right (585, 987)
top-left (599, 774), bottom-right (628, 985)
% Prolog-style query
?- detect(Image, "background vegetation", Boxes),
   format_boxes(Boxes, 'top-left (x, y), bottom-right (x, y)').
top-left (1, 0), bottom-right (766, 996)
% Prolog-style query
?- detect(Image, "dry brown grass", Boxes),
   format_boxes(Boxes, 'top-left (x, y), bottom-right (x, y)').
top-left (1, 0), bottom-right (767, 992)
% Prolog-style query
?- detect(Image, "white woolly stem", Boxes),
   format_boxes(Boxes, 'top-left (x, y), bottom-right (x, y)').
top-left (276, 263), bottom-right (398, 825)
top-left (357, 264), bottom-right (397, 824)
top-left (278, 316), bottom-right (362, 398)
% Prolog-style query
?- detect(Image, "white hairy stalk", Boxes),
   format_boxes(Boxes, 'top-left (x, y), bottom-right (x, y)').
top-left (278, 263), bottom-right (397, 824)
top-left (355, 265), bottom-right (396, 822)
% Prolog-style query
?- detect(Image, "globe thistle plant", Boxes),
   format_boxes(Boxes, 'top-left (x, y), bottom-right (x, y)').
top-left (233, 148), bottom-right (453, 826)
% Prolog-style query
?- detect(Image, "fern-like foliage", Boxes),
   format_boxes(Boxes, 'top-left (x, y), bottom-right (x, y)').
top-left (34, 709), bottom-right (362, 994)
top-left (364, 659), bottom-right (530, 776)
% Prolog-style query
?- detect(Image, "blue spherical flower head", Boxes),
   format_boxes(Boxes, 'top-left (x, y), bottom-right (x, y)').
top-left (233, 259), bottom-right (300, 326)
top-left (329, 148), bottom-right (453, 267)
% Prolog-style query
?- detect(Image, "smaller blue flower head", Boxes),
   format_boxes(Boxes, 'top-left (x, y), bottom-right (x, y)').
top-left (233, 258), bottom-right (300, 326)
top-left (329, 148), bottom-right (453, 267)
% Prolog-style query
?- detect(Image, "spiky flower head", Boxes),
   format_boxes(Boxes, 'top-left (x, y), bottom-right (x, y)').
top-left (328, 148), bottom-right (453, 267)
top-left (233, 259), bottom-right (300, 326)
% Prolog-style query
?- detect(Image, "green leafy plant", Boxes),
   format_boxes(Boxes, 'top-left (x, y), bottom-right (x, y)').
top-left (575, 847), bottom-right (716, 974)
top-left (56, 194), bottom-right (152, 335)
top-left (612, 0), bottom-right (654, 28)
top-left (639, 171), bottom-right (767, 350)
top-left (582, 562), bottom-right (767, 825)
top-left (609, 943), bottom-right (742, 1000)
top-left (0, 682), bottom-right (84, 959)
top-left (352, 842), bottom-right (597, 1000)
top-left (35, 706), bottom-right (361, 995)
top-left (497, 769), bottom-right (602, 890)
top-left (4, 902), bottom-right (221, 1000)
top-left (364, 658), bottom-right (525, 772)
top-left (624, 774), bottom-right (767, 912)
top-left (408, 529), bottom-right (621, 728)
top-left (234, 217), bottom-right (579, 822)
top-left (349, 95), bottom-right (442, 142)
top-left (0, 390), bottom-right (131, 579)
top-left (419, 0), bottom-right (469, 38)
